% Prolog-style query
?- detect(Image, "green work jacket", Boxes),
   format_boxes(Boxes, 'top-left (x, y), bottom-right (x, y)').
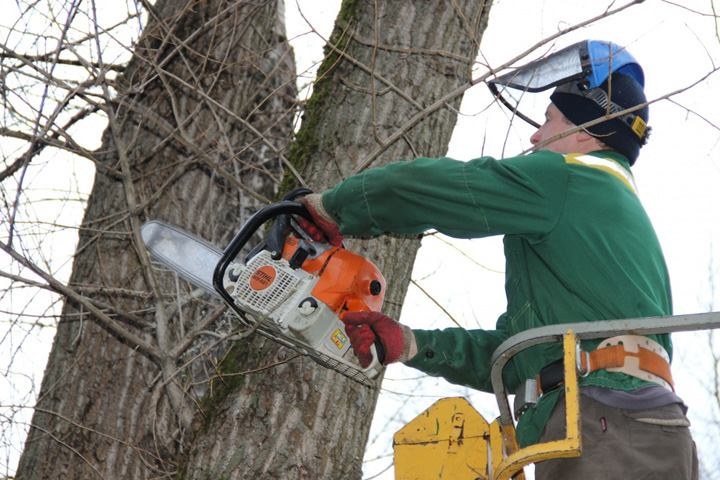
top-left (321, 150), bottom-right (672, 447)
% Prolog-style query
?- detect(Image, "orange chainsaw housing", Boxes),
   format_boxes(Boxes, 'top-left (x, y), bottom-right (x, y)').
top-left (280, 237), bottom-right (386, 317)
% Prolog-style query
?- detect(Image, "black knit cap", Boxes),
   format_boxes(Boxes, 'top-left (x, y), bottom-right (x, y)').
top-left (550, 72), bottom-right (649, 165)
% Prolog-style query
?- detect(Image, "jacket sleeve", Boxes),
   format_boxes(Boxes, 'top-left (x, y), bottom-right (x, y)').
top-left (321, 152), bottom-right (568, 242)
top-left (404, 313), bottom-right (518, 393)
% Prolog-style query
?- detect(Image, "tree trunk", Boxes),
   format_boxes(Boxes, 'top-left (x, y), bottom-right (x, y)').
top-left (17, 0), bottom-right (296, 478)
top-left (182, 1), bottom-right (492, 478)
top-left (16, 0), bottom-right (492, 479)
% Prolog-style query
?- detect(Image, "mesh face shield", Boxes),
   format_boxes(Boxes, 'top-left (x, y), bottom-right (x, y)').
top-left (487, 40), bottom-right (646, 128)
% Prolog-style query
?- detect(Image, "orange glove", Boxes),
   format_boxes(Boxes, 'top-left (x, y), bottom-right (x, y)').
top-left (343, 311), bottom-right (413, 367)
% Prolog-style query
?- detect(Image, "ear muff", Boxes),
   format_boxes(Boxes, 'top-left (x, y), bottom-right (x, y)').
top-left (551, 73), bottom-right (650, 165)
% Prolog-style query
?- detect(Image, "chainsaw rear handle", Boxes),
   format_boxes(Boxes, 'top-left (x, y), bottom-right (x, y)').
top-left (372, 335), bottom-right (386, 365)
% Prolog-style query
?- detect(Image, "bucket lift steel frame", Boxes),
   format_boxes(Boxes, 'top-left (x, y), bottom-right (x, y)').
top-left (394, 311), bottom-right (720, 480)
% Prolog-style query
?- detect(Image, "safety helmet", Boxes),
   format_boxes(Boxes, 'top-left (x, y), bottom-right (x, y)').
top-left (488, 40), bottom-right (651, 164)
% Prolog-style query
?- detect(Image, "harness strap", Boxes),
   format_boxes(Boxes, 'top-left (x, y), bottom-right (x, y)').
top-left (580, 335), bottom-right (674, 391)
top-left (535, 334), bottom-right (674, 396)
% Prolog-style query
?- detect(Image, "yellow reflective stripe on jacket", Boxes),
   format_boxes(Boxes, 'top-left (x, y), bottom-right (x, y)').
top-left (564, 154), bottom-right (638, 196)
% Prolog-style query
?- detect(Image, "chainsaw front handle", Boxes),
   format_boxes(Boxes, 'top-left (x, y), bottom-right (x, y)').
top-left (212, 201), bottom-right (312, 297)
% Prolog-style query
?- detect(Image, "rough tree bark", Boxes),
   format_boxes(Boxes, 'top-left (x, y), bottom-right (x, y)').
top-left (17, 0), bottom-right (297, 478)
top-left (16, 0), bottom-right (492, 479)
top-left (181, 1), bottom-right (492, 478)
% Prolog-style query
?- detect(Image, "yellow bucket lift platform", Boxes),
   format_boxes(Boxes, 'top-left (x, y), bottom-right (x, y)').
top-left (393, 311), bottom-right (720, 480)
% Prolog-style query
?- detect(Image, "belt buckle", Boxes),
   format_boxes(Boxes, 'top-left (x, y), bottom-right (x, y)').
top-left (576, 343), bottom-right (591, 377)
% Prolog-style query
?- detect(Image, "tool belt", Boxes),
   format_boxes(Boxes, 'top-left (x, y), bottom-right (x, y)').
top-left (513, 335), bottom-right (673, 420)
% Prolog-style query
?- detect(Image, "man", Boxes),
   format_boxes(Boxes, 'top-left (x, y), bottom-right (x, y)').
top-left (301, 41), bottom-right (697, 478)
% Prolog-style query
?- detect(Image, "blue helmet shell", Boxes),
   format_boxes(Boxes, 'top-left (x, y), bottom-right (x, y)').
top-left (585, 40), bottom-right (644, 89)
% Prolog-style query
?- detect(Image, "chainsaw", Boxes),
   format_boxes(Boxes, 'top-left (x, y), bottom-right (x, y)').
top-left (140, 189), bottom-right (386, 387)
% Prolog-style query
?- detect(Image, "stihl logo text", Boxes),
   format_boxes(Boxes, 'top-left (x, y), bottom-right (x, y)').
top-left (249, 266), bottom-right (276, 290)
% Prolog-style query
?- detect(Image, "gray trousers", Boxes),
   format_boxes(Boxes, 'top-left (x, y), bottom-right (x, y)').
top-left (534, 394), bottom-right (698, 480)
